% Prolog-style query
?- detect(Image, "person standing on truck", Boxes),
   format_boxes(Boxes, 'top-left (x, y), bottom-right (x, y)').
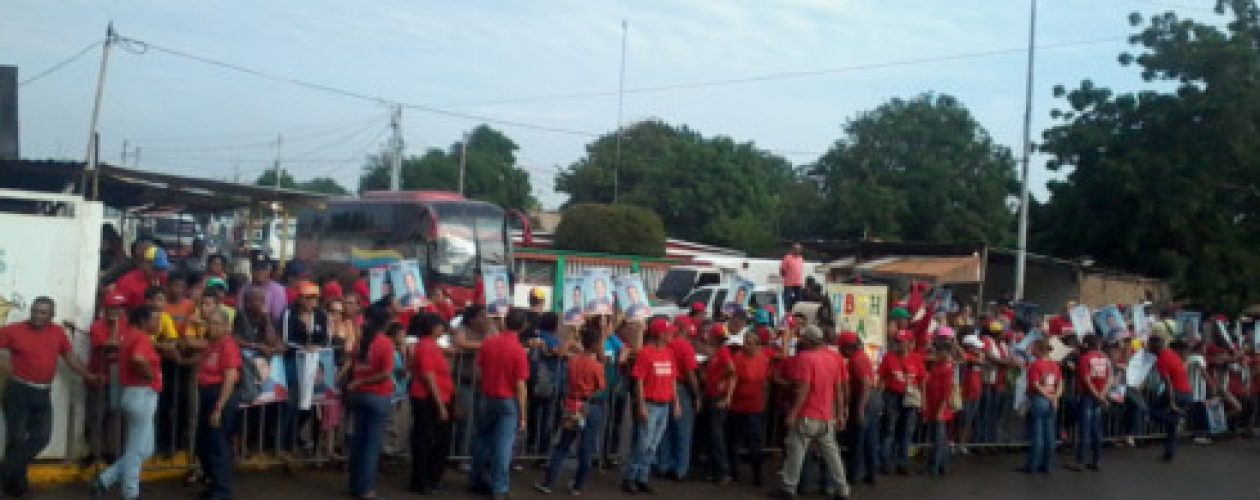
top-left (781, 243), bottom-right (805, 311)
top-left (0, 297), bottom-right (99, 499)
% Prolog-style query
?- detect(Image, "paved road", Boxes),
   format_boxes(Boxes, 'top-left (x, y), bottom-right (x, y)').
top-left (41, 439), bottom-right (1260, 499)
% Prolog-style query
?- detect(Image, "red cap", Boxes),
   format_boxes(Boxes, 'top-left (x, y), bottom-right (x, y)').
top-left (690, 301), bottom-right (707, 313)
top-left (895, 329), bottom-right (914, 342)
top-left (708, 323), bottom-right (727, 338)
top-left (322, 281), bottom-right (344, 300)
top-left (103, 293), bottom-right (127, 308)
top-left (648, 317), bottom-right (674, 337)
top-left (838, 332), bottom-right (860, 346)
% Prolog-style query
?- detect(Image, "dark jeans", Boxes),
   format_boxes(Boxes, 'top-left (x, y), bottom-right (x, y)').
top-left (844, 401), bottom-right (881, 482)
top-left (543, 402), bottom-right (607, 491)
top-left (1152, 391), bottom-right (1192, 459)
top-left (409, 398), bottom-right (453, 493)
top-left (528, 395), bottom-right (559, 454)
top-left (928, 420), bottom-right (949, 473)
top-left (977, 385), bottom-right (1005, 443)
top-left (700, 398), bottom-right (730, 479)
top-left (784, 286), bottom-right (804, 311)
top-left (156, 362), bottom-right (192, 456)
top-left (604, 392), bottom-right (629, 459)
top-left (726, 412), bottom-right (765, 484)
top-left (1023, 394), bottom-right (1055, 472)
top-left (879, 392), bottom-right (916, 469)
top-left (346, 392), bottom-right (392, 496)
top-left (282, 355), bottom-right (313, 452)
top-left (1076, 395), bottom-right (1104, 466)
top-left (0, 383), bottom-right (52, 497)
top-left (196, 385), bottom-right (240, 500)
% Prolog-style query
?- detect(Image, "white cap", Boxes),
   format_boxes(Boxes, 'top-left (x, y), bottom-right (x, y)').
top-left (962, 335), bottom-right (983, 349)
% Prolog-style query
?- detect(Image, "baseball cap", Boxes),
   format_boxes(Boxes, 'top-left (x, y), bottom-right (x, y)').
top-left (205, 277), bottom-right (227, 291)
top-left (708, 323), bottom-right (728, 338)
top-left (648, 317), bottom-right (674, 337)
top-left (890, 307), bottom-right (910, 320)
top-left (962, 335), bottom-right (984, 349)
top-left (753, 309), bottom-right (771, 326)
top-left (298, 281), bottom-right (320, 297)
top-left (689, 301), bottom-right (706, 313)
top-left (800, 325), bottom-right (825, 344)
top-left (144, 246), bottom-right (171, 271)
top-left (837, 331), bottom-right (860, 346)
top-left (529, 288), bottom-right (545, 300)
top-left (988, 321), bottom-right (1004, 333)
top-left (894, 329), bottom-right (914, 342)
top-left (936, 326), bottom-right (955, 338)
top-left (322, 281), bottom-right (344, 300)
top-left (103, 292), bottom-right (127, 308)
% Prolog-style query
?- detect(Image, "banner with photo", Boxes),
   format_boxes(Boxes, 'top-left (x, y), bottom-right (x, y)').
top-left (1068, 304), bottom-right (1094, 338)
top-left (581, 268), bottom-right (614, 316)
top-left (723, 277), bottom-right (755, 315)
top-left (241, 348), bottom-right (289, 405)
top-left (390, 260), bottom-right (427, 310)
top-left (298, 348), bottom-right (339, 410)
top-left (1176, 311), bottom-right (1202, 338)
top-left (826, 283), bottom-right (888, 355)
top-left (369, 267), bottom-right (387, 304)
top-left (1094, 305), bottom-right (1126, 341)
top-left (482, 264), bottom-right (511, 317)
top-left (561, 276), bottom-right (586, 326)
top-left (615, 274), bottom-right (651, 322)
top-left (1126, 350), bottom-right (1156, 388)
top-left (1131, 303), bottom-right (1151, 341)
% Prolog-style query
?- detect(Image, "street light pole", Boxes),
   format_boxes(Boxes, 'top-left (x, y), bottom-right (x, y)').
top-left (1014, 0), bottom-right (1037, 302)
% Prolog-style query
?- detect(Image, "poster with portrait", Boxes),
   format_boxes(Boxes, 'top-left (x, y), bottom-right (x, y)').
top-left (826, 283), bottom-right (888, 355)
top-left (1068, 305), bottom-right (1095, 339)
top-left (1094, 305), bottom-right (1127, 341)
top-left (389, 260), bottom-right (427, 309)
top-left (1126, 350), bottom-right (1156, 388)
top-left (561, 276), bottom-right (586, 326)
top-left (615, 274), bottom-right (651, 322)
top-left (482, 265), bottom-right (511, 317)
top-left (1176, 311), bottom-right (1202, 338)
top-left (1215, 319), bottom-right (1237, 350)
top-left (241, 348), bottom-right (289, 404)
top-left (1131, 303), bottom-right (1151, 340)
top-left (581, 268), bottom-right (614, 315)
top-left (723, 277), bottom-right (755, 315)
top-left (928, 287), bottom-right (956, 315)
top-left (368, 267), bottom-right (387, 303)
top-left (776, 287), bottom-right (788, 328)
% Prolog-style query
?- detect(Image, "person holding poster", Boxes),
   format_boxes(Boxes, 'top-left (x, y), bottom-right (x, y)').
top-left (482, 265), bottom-right (511, 317)
top-left (616, 275), bottom-right (651, 322)
top-left (562, 277), bottom-right (586, 325)
top-left (723, 279), bottom-right (753, 315)
top-left (583, 269), bottom-right (614, 315)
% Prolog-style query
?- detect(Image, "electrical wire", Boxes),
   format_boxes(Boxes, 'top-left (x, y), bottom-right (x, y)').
top-left (131, 111), bottom-right (388, 145)
top-left (18, 40), bottom-right (103, 87)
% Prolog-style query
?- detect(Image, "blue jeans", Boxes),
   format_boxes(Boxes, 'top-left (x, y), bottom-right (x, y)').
top-left (543, 402), bottom-right (606, 491)
top-left (978, 385), bottom-right (1006, 443)
top-left (879, 392), bottom-right (917, 469)
top-left (1151, 391), bottom-right (1192, 459)
top-left (625, 402), bottom-right (670, 483)
top-left (844, 400), bottom-right (881, 482)
top-left (98, 387), bottom-right (158, 499)
top-left (196, 385), bottom-right (240, 500)
top-left (1023, 395), bottom-right (1056, 472)
top-left (656, 384), bottom-right (694, 477)
top-left (929, 420), bottom-right (949, 473)
top-left (1076, 395), bottom-right (1104, 466)
top-left (470, 397), bottom-right (519, 495)
top-left (345, 392), bottom-right (391, 497)
top-left (701, 397), bottom-right (730, 479)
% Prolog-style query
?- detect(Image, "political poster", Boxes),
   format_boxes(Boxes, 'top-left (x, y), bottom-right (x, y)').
top-left (482, 264), bottom-right (511, 317)
top-left (1176, 311), bottom-right (1202, 338)
top-left (312, 348), bottom-right (338, 404)
top-left (722, 277), bottom-right (755, 315)
top-left (368, 267), bottom-right (387, 303)
top-left (1069, 305), bottom-right (1094, 338)
top-left (775, 288), bottom-right (788, 327)
top-left (241, 348), bottom-right (289, 404)
top-left (561, 276), bottom-right (585, 326)
top-left (1094, 305), bottom-right (1127, 341)
top-left (390, 260), bottom-right (427, 310)
top-left (1126, 350), bottom-right (1156, 388)
top-left (581, 268), bottom-right (614, 315)
top-left (929, 287), bottom-right (955, 315)
top-left (1014, 302), bottom-right (1041, 327)
top-left (615, 274), bottom-right (651, 322)
top-left (1206, 398), bottom-right (1228, 434)
top-left (826, 283), bottom-right (888, 351)
top-left (1131, 303), bottom-right (1151, 341)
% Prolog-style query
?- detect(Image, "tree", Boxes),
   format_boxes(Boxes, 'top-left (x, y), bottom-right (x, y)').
top-left (358, 125), bottom-right (537, 209)
top-left (255, 169), bottom-right (348, 196)
top-left (555, 120), bottom-right (794, 255)
top-left (553, 203), bottom-right (666, 256)
top-left (1035, 1), bottom-right (1260, 311)
top-left (810, 93), bottom-right (1019, 245)
top-left (255, 168), bottom-right (297, 189)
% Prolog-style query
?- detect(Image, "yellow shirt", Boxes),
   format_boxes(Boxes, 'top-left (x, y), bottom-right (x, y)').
top-left (153, 312), bottom-right (180, 342)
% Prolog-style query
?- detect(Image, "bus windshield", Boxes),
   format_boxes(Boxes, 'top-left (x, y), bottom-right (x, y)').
top-left (430, 202), bottom-right (507, 287)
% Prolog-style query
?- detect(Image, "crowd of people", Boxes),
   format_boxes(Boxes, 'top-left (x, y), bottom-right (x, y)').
top-left (1, 239), bottom-right (1260, 500)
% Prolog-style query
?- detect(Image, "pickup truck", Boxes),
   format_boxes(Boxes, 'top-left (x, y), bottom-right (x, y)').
top-left (651, 284), bottom-right (783, 322)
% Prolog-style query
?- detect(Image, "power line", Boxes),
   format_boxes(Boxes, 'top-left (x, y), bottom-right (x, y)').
top-left (19, 40), bottom-right (103, 87)
top-left (131, 111), bottom-right (388, 144)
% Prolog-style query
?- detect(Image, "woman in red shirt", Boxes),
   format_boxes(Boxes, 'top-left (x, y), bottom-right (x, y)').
top-left (878, 331), bottom-right (922, 474)
top-left (924, 338), bottom-right (956, 475)
top-left (344, 306), bottom-right (397, 499)
top-left (91, 305), bottom-right (162, 500)
top-left (728, 327), bottom-right (774, 486)
top-left (1020, 339), bottom-right (1063, 474)
top-left (407, 312), bottom-right (454, 494)
top-left (191, 307), bottom-right (241, 500)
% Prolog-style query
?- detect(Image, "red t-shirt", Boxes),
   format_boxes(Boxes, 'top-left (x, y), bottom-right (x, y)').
top-left (789, 348), bottom-right (845, 421)
top-left (197, 336), bottom-right (242, 387)
top-left (119, 329), bottom-right (162, 392)
top-left (1026, 358), bottom-right (1063, 396)
top-left (1078, 350), bottom-right (1111, 395)
top-left (847, 349), bottom-right (876, 390)
top-left (961, 353), bottom-right (984, 402)
top-left (667, 337), bottom-right (698, 379)
top-left (632, 344), bottom-right (677, 403)
top-left (353, 333), bottom-right (396, 396)
top-left (408, 337), bottom-right (453, 403)
top-left (0, 322), bottom-right (72, 384)
top-left (565, 353), bottom-right (606, 402)
top-left (879, 352), bottom-right (911, 395)
top-left (1155, 348), bottom-right (1191, 394)
top-left (673, 316), bottom-right (698, 338)
top-left (475, 331), bottom-right (529, 399)
top-left (924, 360), bottom-right (954, 422)
top-left (731, 348), bottom-right (773, 413)
top-left (701, 345), bottom-right (735, 399)
top-left (905, 351), bottom-right (928, 385)
top-left (114, 268), bottom-right (161, 310)
top-left (88, 317), bottom-right (128, 375)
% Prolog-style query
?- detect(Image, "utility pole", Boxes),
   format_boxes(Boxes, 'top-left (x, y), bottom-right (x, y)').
top-left (84, 22), bottom-right (116, 199)
top-left (1014, 0), bottom-right (1037, 302)
top-left (613, 19), bottom-right (628, 204)
top-left (120, 139), bottom-right (129, 166)
top-left (273, 134), bottom-right (284, 191)
top-left (389, 103), bottom-right (403, 191)
top-left (458, 131), bottom-right (468, 196)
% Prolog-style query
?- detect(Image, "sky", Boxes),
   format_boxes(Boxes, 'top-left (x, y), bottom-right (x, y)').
top-left (2, 0), bottom-right (1222, 209)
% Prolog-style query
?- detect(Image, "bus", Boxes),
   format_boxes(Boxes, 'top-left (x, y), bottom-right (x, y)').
top-left (295, 191), bottom-right (524, 307)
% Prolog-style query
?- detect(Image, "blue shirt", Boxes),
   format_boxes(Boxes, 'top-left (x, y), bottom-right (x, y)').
top-left (594, 335), bottom-right (625, 401)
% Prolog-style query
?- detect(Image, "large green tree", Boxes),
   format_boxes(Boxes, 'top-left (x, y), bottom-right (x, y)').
top-left (810, 93), bottom-right (1018, 244)
top-left (553, 203), bottom-right (666, 256)
top-left (254, 168), bottom-right (348, 196)
top-left (1036, 0), bottom-right (1260, 311)
top-left (358, 125), bottom-right (537, 209)
top-left (555, 120), bottom-right (795, 254)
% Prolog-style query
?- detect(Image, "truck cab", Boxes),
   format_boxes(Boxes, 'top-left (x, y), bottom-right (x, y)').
top-left (653, 265), bottom-right (730, 305)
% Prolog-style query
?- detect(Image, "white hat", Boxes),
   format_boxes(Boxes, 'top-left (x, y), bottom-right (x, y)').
top-left (962, 335), bottom-right (983, 349)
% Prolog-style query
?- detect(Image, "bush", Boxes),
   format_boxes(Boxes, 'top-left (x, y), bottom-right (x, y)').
top-left (553, 203), bottom-right (666, 257)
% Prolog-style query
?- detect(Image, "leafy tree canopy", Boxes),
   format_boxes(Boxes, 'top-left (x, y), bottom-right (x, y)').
top-left (553, 203), bottom-right (666, 257)
top-left (254, 168), bottom-right (349, 196)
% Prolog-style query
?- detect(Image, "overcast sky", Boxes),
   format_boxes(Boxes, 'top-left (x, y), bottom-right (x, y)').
top-left (3, 0), bottom-right (1218, 208)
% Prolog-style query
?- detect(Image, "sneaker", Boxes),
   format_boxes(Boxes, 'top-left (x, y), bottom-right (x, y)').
top-left (1193, 437), bottom-right (1212, 445)
top-left (534, 482), bottom-right (553, 495)
top-left (957, 445), bottom-right (970, 456)
top-left (635, 482), bottom-right (657, 494)
top-left (567, 486), bottom-right (582, 496)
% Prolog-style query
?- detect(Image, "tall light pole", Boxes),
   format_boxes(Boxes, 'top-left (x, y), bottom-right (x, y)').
top-left (1014, 0), bottom-right (1037, 302)
top-left (613, 20), bottom-right (627, 204)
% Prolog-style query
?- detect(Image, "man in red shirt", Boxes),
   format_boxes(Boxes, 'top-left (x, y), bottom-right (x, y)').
top-left (92, 305), bottom-right (163, 500)
top-left (192, 306), bottom-right (242, 500)
top-left (1074, 335), bottom-right (1112, 470)
top-left (699, 322), bottom-right (736, 483)
top-left (673, 301), bottom-right (705, 339)
top-left (1020, 339), bottom-right (1063, 474)
top-left (772, 326), bottom-right (849, 500)
top-left (623, 317), bottom-right (680, 494)
top-left (728, 323), bottom-right (774, 486)
top-left (657, 317), bottom-right (700, 481)
top-left (958, 335), bottom-right (986, 451)
top-left (839, 331), bottom-right (879, 485)
top-left (1149, 336), bottom-right (1192, 462)
top-left (878, 331), bottom-right (921, 475)
top-left (781, 243), bottom-right (805, 309)
top-left (0, 297), bottom-right (97, 498)
top-left (923, 338), bottom-right (955, 475)
top-left (471, 309), bottom-right (530, 499)
top-left (113, 244), bottom-right (169, 311)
